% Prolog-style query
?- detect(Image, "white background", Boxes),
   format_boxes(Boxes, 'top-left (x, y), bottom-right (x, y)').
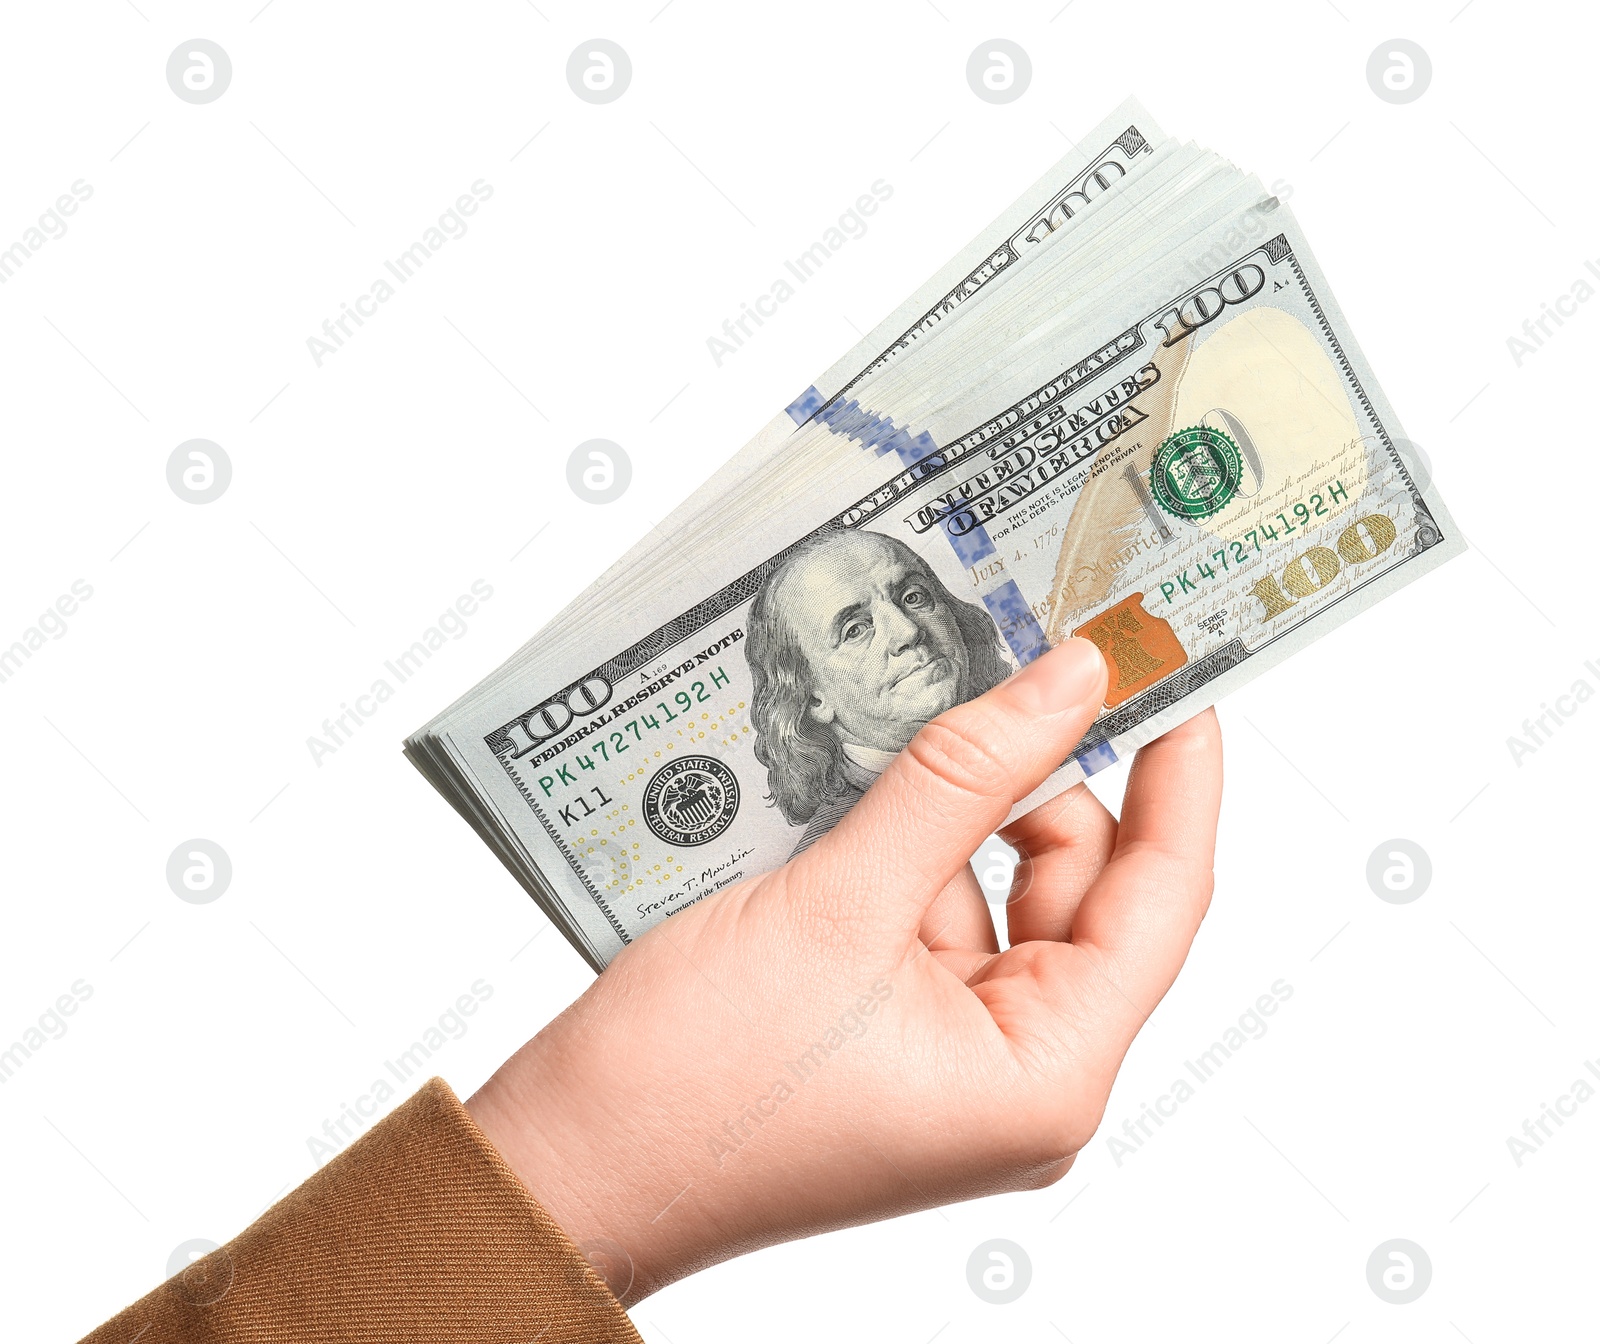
top-left (2, 1), bottom-right (1596, 1339)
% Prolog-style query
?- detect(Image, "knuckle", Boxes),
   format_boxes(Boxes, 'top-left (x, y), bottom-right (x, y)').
top-left (1123, 842), bottom-right (1217, 909)
top-left (905, 711), bottom-right (1015, 804)
top-left (1171, 854), bottom-right (1218, 916)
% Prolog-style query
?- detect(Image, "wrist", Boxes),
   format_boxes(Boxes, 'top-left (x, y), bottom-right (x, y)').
top-left (467, 1039), bottom-right (688, 1303)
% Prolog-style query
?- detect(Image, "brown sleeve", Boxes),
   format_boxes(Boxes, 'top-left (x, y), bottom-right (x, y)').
top-left (80, 1077), bottom-right (642, 1344)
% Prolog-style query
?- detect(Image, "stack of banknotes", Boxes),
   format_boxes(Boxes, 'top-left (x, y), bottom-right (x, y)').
top-left (406, 97), bottom-right (1460, 970)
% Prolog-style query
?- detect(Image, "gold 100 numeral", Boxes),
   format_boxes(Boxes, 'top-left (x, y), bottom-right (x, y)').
top-left (1250, 512), bottom-right (1398, 620)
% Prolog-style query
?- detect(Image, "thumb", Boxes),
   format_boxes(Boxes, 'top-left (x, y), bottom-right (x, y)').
top-left (787, 637), bottom-right (1108, 941)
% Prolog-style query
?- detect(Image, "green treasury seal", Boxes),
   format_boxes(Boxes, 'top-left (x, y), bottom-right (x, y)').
top-left (1150, 425), bottom-right (1243, 520)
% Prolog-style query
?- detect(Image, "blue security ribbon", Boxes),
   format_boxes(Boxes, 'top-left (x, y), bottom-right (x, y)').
top-left (798, 389), bottom-right (1051, 668)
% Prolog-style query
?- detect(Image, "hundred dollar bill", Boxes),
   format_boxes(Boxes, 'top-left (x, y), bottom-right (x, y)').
top-left (409, 108), bottom-right (1459, 970)
top-left (412, 191), bottom-right (1459, 970)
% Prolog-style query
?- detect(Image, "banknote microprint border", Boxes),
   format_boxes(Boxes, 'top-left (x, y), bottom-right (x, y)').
top-left (509, 764), bottom-right (634, 945)
top-left (1283, 242), bottom-right (1443, 546)
top-left (491, 231), bottom-right (1448, 936)
top-left (1073, 640), bottom-right (1250, 753)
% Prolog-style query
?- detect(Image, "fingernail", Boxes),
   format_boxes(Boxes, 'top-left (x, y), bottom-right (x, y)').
top-left (1006, 638), bottom-right (1106, 715)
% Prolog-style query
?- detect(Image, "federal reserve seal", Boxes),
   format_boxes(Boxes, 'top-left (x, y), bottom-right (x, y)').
top-left (642, 756), bottom-right (740, 846)
top-left (1151, 425), bottom-right (1243, 520)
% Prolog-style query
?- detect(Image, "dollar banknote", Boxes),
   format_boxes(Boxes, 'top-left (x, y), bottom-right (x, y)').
top-left (407, 99), bottom-right (1460, 969)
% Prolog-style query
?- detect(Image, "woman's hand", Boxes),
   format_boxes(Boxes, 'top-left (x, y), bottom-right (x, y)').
top-left (469, 637), bottom-right (1222, 1300)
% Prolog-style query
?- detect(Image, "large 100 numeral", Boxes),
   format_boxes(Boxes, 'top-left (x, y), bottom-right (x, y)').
top-left (1153, 265), bottom-right (1265, 347)
top-left (1251, 513), bottom-right (1398, 620)
top-left (502, 676), bottom-right (613, 756)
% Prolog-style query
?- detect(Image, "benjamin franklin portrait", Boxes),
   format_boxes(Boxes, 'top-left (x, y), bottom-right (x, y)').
top-left (745, 529), bottom-right (1012, 857)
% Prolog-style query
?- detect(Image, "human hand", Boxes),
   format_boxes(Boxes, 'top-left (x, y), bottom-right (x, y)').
top-left (469, 637), bottom-right (1222, 1300)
